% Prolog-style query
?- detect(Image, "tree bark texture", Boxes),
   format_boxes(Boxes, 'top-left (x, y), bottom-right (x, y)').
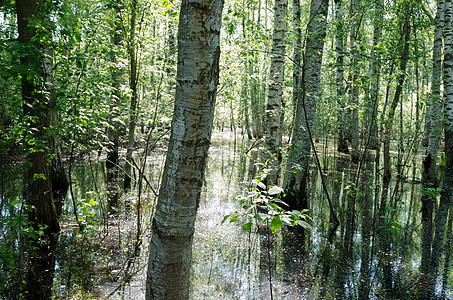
top-left (427, 0), bottom-right (446, 164)
top-left (334, 0), bottom-right (348, 153)
top-left (264, 0), bottom-right (288, 183)
top-left (124, 0), bottom-right (139, 191)
top-left (16, 0), bottom-right (60, 235)
top-left (420, 0), bottom-right (445, 292)
top-left (106, 1), bottom-right (124, 211)
top-left (378, 3), bottom-right (411, 297)
top-left (426, 0), bottom-right (453, 297)
top-left (349, 0), bottom-right (361, 162)
top-left (145, 0), bottom-right (223, 298)
top-left (367, 0), bottom-right (383, 150)
top-left (282, 0), bottom-right (329, 209)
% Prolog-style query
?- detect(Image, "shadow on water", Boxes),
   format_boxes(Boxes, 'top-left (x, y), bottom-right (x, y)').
top-left (1, 131), bottom-right (453, 299)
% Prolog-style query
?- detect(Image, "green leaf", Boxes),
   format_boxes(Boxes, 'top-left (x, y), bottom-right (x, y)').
top-left (257, 182), bottom-right (266, 190)
top-left (221, 214), bottom-right (230, 225)
top-left (270, 215), bottom-right (283, 234)
top-left (268, 186), bottom-right (283, 196)
top-left (230, 215), bottom-right (239, 223)
top-left (296, 220), bottom-right (312, 229)
top-left (242, 222), bottom-right (253, 231)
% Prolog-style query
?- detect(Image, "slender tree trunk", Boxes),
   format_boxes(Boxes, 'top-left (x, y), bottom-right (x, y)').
top-left (427, 0), bottom-right (453, 297)
top-left (367, 0), bottom-right (383, 150)
top-left (419, 0), bottom-right (445, 295)
top-left (145, 0), bottom-right (223, 298)
top-left (427, 0), bottom-right (446, 161)
top-left (124, 0), bottom-right (138, 191)
top-left (349, 0), bottom-right (361, 162)
top-left (242, 11), bottom-right (253, 140)
top-left (282, 0), bottom-right (329, 210)
top-left (378, 3), bottom-right (412, 297)
top-left (335, 0), bottom-right (348, 153)
top-left (107, 1), bottom-right (123, 211)
top-left (264, 0), bottom-right (288, 183)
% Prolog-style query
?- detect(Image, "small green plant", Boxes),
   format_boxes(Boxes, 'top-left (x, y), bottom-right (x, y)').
top-left (378, 206), bottom-right (402, 237)
top-left (421, 183), bottom-right (442, 201)
top-left (222, 164), bottom-right (312, 234)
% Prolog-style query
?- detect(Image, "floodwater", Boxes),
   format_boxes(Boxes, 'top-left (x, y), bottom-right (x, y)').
top-left (0, 130), bottom-right (452, 299)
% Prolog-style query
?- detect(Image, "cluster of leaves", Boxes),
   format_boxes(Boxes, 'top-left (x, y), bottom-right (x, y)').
top-left (222, 167), bottom-right (312, 234)
top-left (379, 205), bottom-right (402, 237)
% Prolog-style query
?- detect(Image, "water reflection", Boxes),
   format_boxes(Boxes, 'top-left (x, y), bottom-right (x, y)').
top-left (1, 132), bottom-right (452, 299)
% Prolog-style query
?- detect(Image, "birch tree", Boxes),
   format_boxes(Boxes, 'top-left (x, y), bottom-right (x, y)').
top-left (264, 0), bottom-right (287, 183)
top-left (420, 0), bottom-right (445, 287)
top-left (145, 0), bottom-right (223, 298)
top-left (348, 0), bottom-right (361, 162)
top-left (283, 0), bottom-right (329, 209)
top-left (425, 0), bottom-right (453, 297)
top-left (367, 0), bottom-right (383, 150)
top-left (335, 0), bottom-right (348, 153)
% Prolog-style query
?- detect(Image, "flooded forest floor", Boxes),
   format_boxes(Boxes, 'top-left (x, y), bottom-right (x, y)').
top-left (0, 130), bottom-right (452, 299)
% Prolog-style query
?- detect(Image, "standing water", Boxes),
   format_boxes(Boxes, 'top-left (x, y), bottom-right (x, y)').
top-left (0, 130), bottom-right (452, 299)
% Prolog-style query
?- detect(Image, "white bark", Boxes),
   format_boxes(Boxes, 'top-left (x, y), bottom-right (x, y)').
top-left (264, 0), bottom-right (287, 183)
top-left (283, 0), bottom-right (329, 199)
top-left (145, 0), bottom-right (223, 298)
top-left (428, 0), bottom-right (446, 164)
top-left (445, 0), bottom-right (453, 161)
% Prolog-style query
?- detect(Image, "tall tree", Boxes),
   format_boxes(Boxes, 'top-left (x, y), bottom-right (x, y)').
top-left (263, 0), bottom-right (288, 183)
top-left (16, 0), bottom-right (60, 235)
top-left (348, 0), bottom-right (361, 162)
top-left (420, 0), bottom-right (445, 291)
top-left (378, 2), bottom-right (412, 296)
top-left (106, 0), bottom-right (124, 211)
top-left (366, 0), bottom-right (383, 150)
top-left (145, 0), bottom-right (223, 298)
top-left (283, 0), bottom-right (329, 209)
top-left (124, 0), bottom-right (139, 191)
top-left (16, 0), bottom-right (60, 298)
top-left (334, 0), bottom-right (348, 153)
top-left (425, 0), bottom-right (453, 297)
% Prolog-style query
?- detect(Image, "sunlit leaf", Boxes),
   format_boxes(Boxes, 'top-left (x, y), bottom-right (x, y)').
top-left (242, 222), bottom-right (253, 231)
top-left (221, 214), bottom-right (230, 225)
top-left (270, 215), bottom-right (282, 233)
top-left (268, 186), bottom-right (283, 196)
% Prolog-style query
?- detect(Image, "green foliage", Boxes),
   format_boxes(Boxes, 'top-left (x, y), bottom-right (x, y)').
top-left (222, 166), bottom-right (312, 234)
top-left (379, 206), bottom-right (402, 237)
top-left (422, 183), bottom-right (442, 200)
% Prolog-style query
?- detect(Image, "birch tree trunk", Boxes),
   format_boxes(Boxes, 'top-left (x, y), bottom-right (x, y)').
top-left (378, 3), bottom-right (412, 296)
top-left (349, 0), bottom-right (361, 162)
top-left (145, 0), bottom-right (223, 298)
top-left (367, 0), bottom-right (383, 150)
top-left (282, 0), bottom-right (329, 209)
top-left (264, 0), bottom-right (287, 183)
top-left (420, 0), bottom-right (445, 291)
top-left (427, 0), bottom-right (446, 166)
top-left (426, 0), bottom-right (453, 297)
top-left (335, 0), bottom-right (348, 153)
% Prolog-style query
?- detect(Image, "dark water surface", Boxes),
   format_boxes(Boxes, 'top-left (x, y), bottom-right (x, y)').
top-left (1, 130), bottom-right (452, 299)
